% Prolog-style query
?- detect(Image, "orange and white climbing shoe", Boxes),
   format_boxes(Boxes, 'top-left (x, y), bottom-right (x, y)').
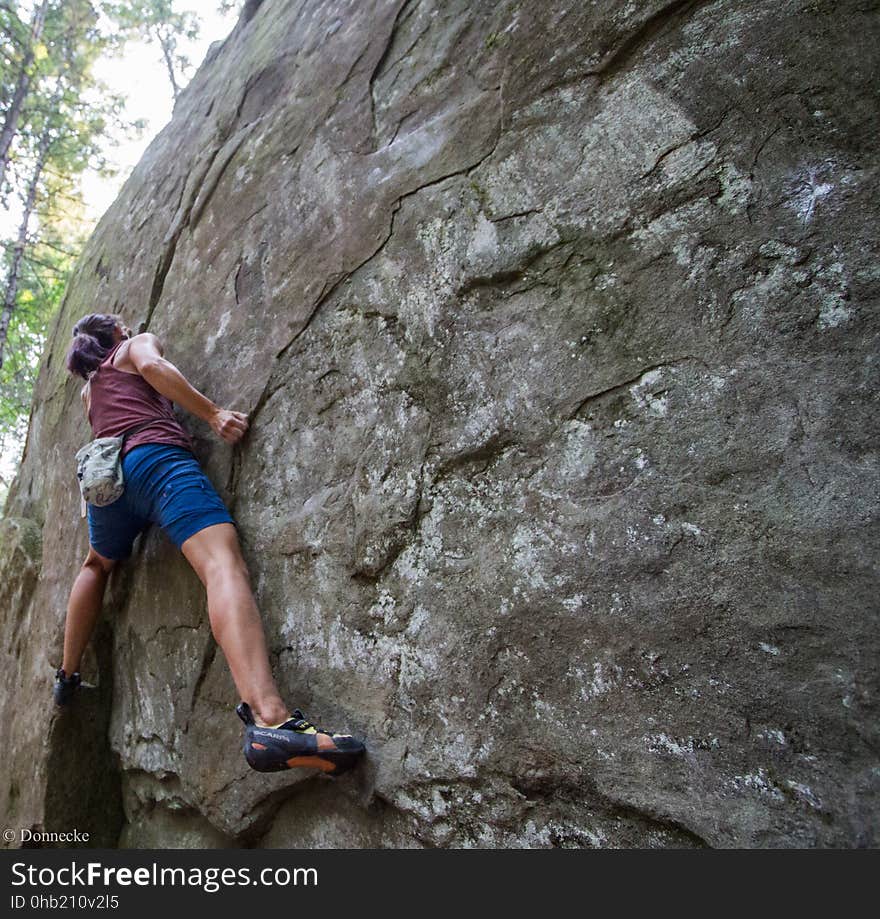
top-left (236, 701), bottom-right (366, 776)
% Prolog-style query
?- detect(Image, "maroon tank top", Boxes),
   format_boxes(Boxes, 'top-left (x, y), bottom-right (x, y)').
top-left (87, 340), bottom-right (196, 458)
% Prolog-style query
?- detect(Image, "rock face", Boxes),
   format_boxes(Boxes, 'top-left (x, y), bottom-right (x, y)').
top-left (1, 0), bottom-right (877, 848)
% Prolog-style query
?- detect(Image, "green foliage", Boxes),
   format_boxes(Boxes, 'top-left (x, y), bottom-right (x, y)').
top-left (0, 0), bottom-right (199, 497)
top-left (0, 240), bottom-right (68, 430)
top-left (103, 0), bottom-right (201, 98)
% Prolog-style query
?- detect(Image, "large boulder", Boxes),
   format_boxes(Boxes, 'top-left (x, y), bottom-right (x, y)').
top-left (1, 0), bottom-right (877, 847)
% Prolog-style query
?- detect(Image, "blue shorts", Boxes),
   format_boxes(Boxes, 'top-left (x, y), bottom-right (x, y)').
top-left (87, 443), bottom-right (236, 560)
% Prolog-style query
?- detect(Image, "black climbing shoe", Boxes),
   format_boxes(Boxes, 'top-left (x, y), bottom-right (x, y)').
top-left (236, 701), bottom-right (366, 776)
top-left (53, 668), bottom-right (81, 706)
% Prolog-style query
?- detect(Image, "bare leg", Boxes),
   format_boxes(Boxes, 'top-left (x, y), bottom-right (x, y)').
top-left (181, 522), bottom-right (290, 726)
top-left (62, 546), bottom-right (116, 675)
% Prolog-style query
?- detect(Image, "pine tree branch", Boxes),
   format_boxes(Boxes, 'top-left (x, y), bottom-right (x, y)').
top-left (30, 237), bottom-right (78, 258)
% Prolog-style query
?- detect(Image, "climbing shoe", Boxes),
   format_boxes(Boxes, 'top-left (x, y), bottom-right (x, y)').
top-left (53, 668), bottom-right (81, 706)
top-left (236, 701), bottom-right (365, 776)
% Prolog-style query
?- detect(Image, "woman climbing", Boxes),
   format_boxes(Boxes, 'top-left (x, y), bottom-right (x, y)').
top-left (60, 313), bottom-right (365, 776)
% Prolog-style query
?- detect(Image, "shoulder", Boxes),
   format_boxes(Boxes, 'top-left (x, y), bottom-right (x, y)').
top-left (121, 332), bottom-right (165, 370)
top-left (126, 332), bottom-right (164, 353)
top-left (133, 331), bottom-right (162, 347)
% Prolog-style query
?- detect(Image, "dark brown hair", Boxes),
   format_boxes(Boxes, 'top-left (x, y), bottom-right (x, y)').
top-left (66, 313), bottom-right (120, 380)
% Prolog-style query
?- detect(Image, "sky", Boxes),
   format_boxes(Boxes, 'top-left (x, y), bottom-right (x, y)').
top-left (0, 1), bottom-right (240, 487)
top-left (86, 1), bottom-right (240, 221)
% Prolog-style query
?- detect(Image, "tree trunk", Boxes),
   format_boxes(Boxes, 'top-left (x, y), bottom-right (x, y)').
top-left (157, 28), bottom-right (181, 101)
top-left (0, 118), bottom-right (52, 371)
top-left (0, 0), bottom-right (50, 191)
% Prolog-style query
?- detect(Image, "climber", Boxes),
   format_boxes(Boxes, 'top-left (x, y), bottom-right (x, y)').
top-left (59, 313), bottom-right (365, 776)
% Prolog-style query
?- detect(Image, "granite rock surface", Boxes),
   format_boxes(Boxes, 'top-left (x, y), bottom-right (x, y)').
top-left (1, 0), bottom-right (877, 847)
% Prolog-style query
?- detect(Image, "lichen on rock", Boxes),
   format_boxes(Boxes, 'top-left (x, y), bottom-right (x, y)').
top-left (1, 0), bottom-right (877, 848)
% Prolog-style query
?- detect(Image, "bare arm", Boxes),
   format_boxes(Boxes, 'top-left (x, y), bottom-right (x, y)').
top-left (127, 333), bottom-right (248, 445)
